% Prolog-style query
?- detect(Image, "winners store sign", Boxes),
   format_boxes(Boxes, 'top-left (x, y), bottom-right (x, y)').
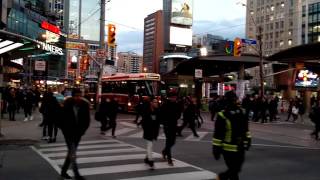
top-left (36, 40), bottom-right (63, 55)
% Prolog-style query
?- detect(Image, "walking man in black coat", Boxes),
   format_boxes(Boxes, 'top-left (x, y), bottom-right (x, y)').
top-left (58, 89), bottom-right (91, 180)
top-left (160, 92), bottom-right (181, 166)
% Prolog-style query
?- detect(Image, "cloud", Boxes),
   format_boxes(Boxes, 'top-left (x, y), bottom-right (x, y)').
top-left (116, 31), bottom-right (144, 55)
top-left (193, 18), bottom-right (246, 40)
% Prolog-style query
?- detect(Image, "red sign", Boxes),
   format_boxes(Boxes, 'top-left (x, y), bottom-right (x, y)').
top-left (41, 21), bottom-right (61, 35)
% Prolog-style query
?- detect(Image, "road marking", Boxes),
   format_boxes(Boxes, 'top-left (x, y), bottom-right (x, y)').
top-left (120, 122), bottom-right (138, 128)
top-left (55, 154), bottom-right (161, 165)
top-left (67, 161), bottom-right (190, 176)
top-left (39, 143), bottom-right (131, 152)
top-left (106, 128), bottom-right (136, 136)
top-left (128, 131), bottom-right (144, 138)
top-left (39, 139), bottom-right (118, 148)
top-left (184, 132), bottom-right (209, 141)
top-left (119, 171), bottom-right (217, 180)
top-left (45, 147), bottom-right (144, 158)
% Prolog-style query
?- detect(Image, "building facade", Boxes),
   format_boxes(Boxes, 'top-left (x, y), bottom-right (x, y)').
top-left (143, 10), bottom-right (164, 74)
top-left (301, 0), bottom-right (320, 44)
top-left (117, 52), bottom-right (142, 74)
top-left (246, 0), bottom-right (300, 57)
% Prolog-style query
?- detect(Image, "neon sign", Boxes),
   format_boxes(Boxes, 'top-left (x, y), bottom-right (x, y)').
top-left (295, 69), bottom-right (319, 88)
top-left (41, 21), bottom-right (61, 35)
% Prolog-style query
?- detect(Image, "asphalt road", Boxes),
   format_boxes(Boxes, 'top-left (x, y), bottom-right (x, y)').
top-left (1, 113), bottom-right (320, 180)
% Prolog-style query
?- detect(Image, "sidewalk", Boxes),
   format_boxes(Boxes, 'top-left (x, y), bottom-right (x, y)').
top-left (0, 110), bottom-right (44, 144)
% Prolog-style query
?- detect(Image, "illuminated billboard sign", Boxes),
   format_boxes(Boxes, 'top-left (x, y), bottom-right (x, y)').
top-left (171, 0), bottom-right (193, 26)
top-left (169, 26), bottom-right (192, 46)
top-left (295, 69), bottom-right (319, 88)
top-left (41, 21), bottom-right (61, 35)
top-left (36, 40), bottom-right (63, 55)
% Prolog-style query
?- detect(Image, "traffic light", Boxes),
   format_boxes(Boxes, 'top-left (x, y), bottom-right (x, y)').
top-left (108, 24), bottom-right (116, 47)
top-left (233, 38), bottom-right (242, 57)
top-left (70, 55), bottom-right (78, 69)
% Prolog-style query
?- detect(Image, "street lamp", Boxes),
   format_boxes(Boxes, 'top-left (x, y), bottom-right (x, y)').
top-left (143, 67), bottom-right (148, 73)
top-left (238, 2), bottom-right (265, 98)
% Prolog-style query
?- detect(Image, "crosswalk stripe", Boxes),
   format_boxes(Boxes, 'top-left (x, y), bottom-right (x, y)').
top-left (120, 122), bottom-right (138, 128)
top-left (106, 128), bottom-right (136, 136)
top-left (39, 140), bottom-right (118, 148)
top-left (46, 147), bottom-right (144, 158)
top-left (55, 153), bottom-right (161, 165)
top-left (128, 131), bottom-right (144, 138)
top-left (40, 143), bottom-right (131, 152)
top-left (184, 132), bottom-right (209, 141)
top-left (119, 171), bottom-right (217, 180)
top-left (67, 161), bottom-right (190, 176)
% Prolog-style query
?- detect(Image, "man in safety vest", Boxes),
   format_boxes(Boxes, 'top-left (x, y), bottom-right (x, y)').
top-left (212, 91), bottom-right (251, 180)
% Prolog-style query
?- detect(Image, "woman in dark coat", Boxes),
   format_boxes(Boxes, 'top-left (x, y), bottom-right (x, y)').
top-left (141, 97), bottom-right (160, 169)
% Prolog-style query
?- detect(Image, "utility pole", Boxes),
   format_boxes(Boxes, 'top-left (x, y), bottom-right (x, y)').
top-left (0, 57), bottom-right (3, 137)
top-left (96, 0), bottom-right (106, 104)
top-left (257, 26), bottom-right (264, 98)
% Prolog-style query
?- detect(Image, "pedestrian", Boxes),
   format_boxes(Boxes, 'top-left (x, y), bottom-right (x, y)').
top-left (268, 96), bottom-right (278, 122)
top-left (22, 88), bottom-right (34, 122)
top-left (209, 96), bottom-right (218, 121)
top-left (310, 100), bottom-right (320, 140)
top-left (159, 91), bottom-right (181, 166)
top-left (292, 103), bottom-right (299, 122)
top-left (7, 88), bottom-right (17, 121)
top-left (177, 97), bottom-right (199, 137)
top-left (58, 88), bottom-right (91, 180)
top-left (105, 97), bottom-right (119, 138)
top-left (134, 95), bottom-right (143, 126)
top-left (286, 98), bottom-right (294, 121)
top-left (39, 89), bottom-right (61, 143)
top-left (212, 91), bottom-right (251, 180)
top-left (96, 97), bottom-right (108, 135)
top-left (141, 97), bottom-right (160, 169)
top-left (297, 98), bottom-right (305, 124)
top-left (195, 97), bottom-right (204, 126)
top-left (242, 95), bottom-right (252, 120)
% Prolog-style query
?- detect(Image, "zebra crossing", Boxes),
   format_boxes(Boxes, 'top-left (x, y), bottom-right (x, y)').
top-left (31, 139), bottom-right (216, 180)
top-left (97, 121), bottom-right (212, 142)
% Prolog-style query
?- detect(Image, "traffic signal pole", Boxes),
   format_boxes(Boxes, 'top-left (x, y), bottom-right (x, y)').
top-left (257, 26), bottom-right (264, 98)
top-left (96, 0), bottom-right (106, 104)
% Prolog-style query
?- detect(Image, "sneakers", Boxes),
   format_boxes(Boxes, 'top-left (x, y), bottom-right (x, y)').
top-left (24, 118), bottom-right (28, 122)
top-left (30, 116), bottom-right (34, 121)
top-left (144, 158), bottom-right (154, 170)
top-left (167, 159), bottom-right (174, 166)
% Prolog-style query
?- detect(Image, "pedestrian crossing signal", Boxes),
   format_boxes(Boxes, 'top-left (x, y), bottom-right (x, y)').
top-left (233, 38), bottom-right (242, 57)
top-left (108, 24), bottom-right (116, 47)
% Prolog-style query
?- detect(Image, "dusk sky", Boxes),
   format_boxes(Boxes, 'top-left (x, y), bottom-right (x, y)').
top-left (99, 0), bottom-right (247, 54)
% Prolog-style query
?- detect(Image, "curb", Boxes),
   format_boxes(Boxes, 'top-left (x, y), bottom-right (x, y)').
top-left (0, 139), bottom-right (39, 146)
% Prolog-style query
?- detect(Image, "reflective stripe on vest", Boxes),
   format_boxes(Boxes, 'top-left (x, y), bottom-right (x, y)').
top-left (212, 138), bottom-right (222, 146)
top-left (222, 143), bottom-right (238, 152)
top-left (246, 131), bottom-right (252, 138)
top-left (218, 112), bottom-right (232, 143)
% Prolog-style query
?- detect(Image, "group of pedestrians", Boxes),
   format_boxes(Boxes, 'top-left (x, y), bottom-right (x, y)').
top-left (1, 86), bottom-right (40, 121)
top-left (95, 97), bottom-right (119, 137)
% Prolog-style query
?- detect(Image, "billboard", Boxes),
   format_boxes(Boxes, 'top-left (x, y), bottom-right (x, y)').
top-left (169, 26), bottom-right (192, 46)
top-left (171, 0), bottom-right (193, 26)
top-left (295, 69), bottom-right (319, 88)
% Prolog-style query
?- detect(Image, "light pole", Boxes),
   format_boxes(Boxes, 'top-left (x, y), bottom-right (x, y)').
top-left (238, 2), bottom-right (265, 98)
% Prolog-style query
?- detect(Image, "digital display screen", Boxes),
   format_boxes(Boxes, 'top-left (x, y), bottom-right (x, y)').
top-left (295, 69), bottom-right (319, 88)
top-left (171, 0), bottom-right (193, 26)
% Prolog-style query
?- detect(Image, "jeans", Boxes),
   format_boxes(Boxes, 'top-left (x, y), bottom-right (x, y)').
top-left (61, 134), bottom-right (82, 177)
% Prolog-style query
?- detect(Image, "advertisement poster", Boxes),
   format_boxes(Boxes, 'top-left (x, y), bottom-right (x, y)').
top-left (171, 0), bottom-right (193, 26)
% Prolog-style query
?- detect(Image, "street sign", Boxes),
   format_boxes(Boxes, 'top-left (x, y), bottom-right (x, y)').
top-left (241, 39), bottom-right (257, 45)
top-left (96, 49), bottom-right (107, 58)
top-left (195, 69), bottom-right (203, 78)
top-left (35, 61), bottom-right (46, 71)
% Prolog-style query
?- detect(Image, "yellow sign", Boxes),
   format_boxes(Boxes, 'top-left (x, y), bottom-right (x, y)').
top-left (66, 42), bottom-right (86, 50)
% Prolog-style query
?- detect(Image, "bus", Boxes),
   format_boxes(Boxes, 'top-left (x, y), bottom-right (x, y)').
top-left (100, 73), bottom-right (161, 112)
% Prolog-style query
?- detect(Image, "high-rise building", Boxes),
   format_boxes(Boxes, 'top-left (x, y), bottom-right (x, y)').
top-left (301, 0), bottom-right (320, 44)
top-left (47, 0), bottom-right (65, 31)
top-left (117, 52), bottom-right (142, 73)
top-left (245, 0), bottom-right (300, 56)
top-left (143, 10), bottom-right (164, 74)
